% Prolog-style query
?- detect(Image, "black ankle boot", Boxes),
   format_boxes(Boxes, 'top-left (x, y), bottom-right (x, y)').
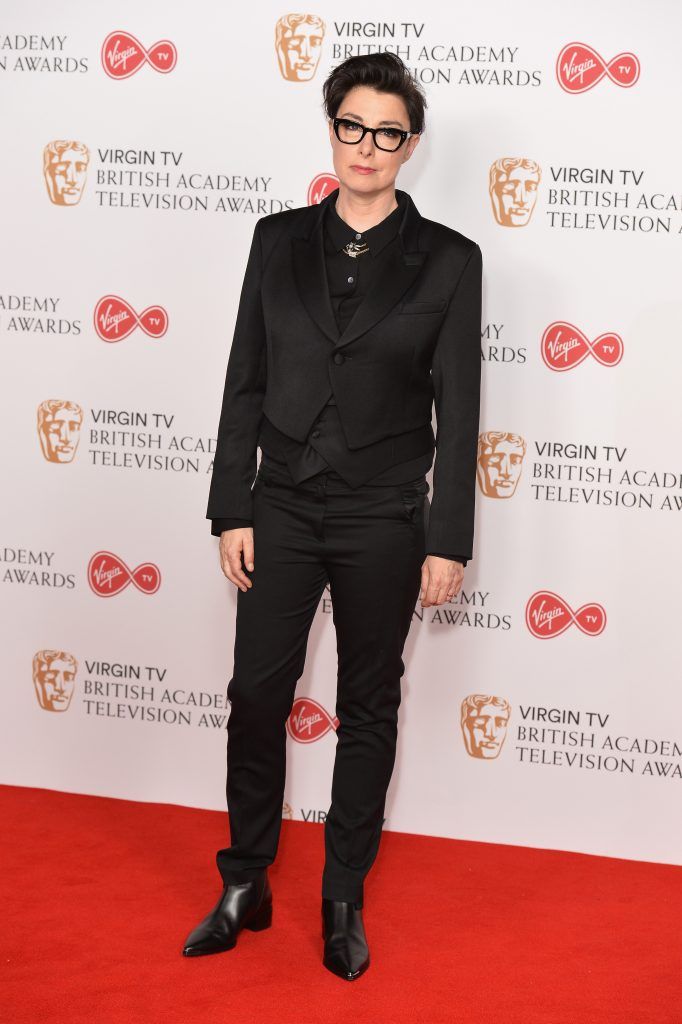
top-left (321, 898), bottom-right (370, 981)
top-left (182, 870), bottom-right (272, 956)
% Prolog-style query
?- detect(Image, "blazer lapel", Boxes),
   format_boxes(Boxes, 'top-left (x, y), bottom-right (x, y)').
top-left (333, 244), bottom-right (427, 352)
top-left (292, 203), bottom-right (339, 345)
top-left (292, 187), bottom-right (427, 351)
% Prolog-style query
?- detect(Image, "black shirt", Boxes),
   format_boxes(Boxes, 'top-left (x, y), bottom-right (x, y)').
top-left (212, 192), bottom-right (468, 566)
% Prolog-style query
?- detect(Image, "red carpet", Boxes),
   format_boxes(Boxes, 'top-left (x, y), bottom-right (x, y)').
top-left (2, 784), bottom-right (679, 1023)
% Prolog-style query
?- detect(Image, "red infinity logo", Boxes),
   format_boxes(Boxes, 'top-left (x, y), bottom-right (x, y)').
top-left (525, 590), bottom-right (606, 639)
top-left (307, 173), bottom-right (339, 207)
top-left (101, 31), bottom-right (178, 79)
top-left (87, 551), bottom-right (161, 597)
top-left (541, 321), bottom-right (623, 371)
top-left (286, 698), bottom-right (339, 743)
top-left (93, 295), bottom-right (168, 343)
top-left (556, 42), bottom-right (640, 93)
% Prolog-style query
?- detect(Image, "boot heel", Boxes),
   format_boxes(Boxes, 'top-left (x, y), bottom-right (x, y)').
top-left (246, 900), bottom-right (273, 931)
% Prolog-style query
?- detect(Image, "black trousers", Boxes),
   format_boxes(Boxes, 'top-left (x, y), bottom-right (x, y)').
top-left (216, 456), bottom-right (430, 906)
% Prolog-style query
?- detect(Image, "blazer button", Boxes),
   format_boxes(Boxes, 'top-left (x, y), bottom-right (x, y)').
top-left (311, 429), bottom-right (321, 439)
top-left (333, 353), bottom-right (345, 364)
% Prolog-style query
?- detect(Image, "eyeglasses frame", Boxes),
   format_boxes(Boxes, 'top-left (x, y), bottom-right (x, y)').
top-left (331, 116), bottom-right (420, 152)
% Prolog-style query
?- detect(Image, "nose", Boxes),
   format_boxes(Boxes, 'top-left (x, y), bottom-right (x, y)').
top-left (358, 129), bottom-right (376, 157)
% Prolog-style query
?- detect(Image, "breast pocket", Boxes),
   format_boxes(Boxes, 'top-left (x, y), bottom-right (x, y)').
top-left (398, 299), bottom-right (448, 315)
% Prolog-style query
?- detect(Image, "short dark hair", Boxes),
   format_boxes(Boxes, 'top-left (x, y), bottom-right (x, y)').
top-left (322, 53), bottom-right (427, 135)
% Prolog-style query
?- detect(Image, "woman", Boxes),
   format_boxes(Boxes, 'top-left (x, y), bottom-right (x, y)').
top-left (182, 52), bottom-right (483, 981)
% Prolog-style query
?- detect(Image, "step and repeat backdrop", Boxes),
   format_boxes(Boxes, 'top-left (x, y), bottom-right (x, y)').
top-left (2, 1), bottom-right (681, 868)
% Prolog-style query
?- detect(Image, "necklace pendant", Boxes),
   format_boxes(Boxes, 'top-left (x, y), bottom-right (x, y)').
top-left (343, 240), bottom-right (370, 258)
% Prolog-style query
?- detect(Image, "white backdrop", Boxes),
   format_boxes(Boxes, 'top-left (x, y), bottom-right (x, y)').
top-left (2, 0), bottom-right (681, 867)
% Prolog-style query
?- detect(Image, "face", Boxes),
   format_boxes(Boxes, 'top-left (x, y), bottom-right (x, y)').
top-left (277, 16), bottom-right (324, 81)
top-left (34, 655), bottom-right (77, 712)
top-left (45, 147), bottom-right (89, 205)
top-left (328, 85), bottom-right (420, 196)
top-left (39, 405), bottom-right (82, 463)
top-left (462, 702), bottom-right (510, 759)
top-left (478, 438), bottom-right (525, 498)
top-left (492, 164), bottom-right (539, 226)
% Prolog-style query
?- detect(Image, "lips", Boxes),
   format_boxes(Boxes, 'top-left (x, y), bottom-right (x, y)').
top-left (351, 166), bottom-right (375, 174)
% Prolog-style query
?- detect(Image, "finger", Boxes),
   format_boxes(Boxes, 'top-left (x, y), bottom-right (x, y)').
top-left (434, 579), bottom-right (451, 606)
top-left (425, 575), bottom-right (446, 606)
top-left (242, 535), bottom-right (255, 572)
top-left (420, 562), bottom-right (429, 603)
top-left (424, 576), bottom-right (444, 607)
top-left (225, 548), bottom-right (252, 591)
top-left (219, 546), bottom-right (242, 587)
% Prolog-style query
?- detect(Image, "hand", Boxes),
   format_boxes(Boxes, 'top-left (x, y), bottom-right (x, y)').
top-left (219, 527), bottom-right (255, 592)
top-left (420, 555), bottom-right (464, 607)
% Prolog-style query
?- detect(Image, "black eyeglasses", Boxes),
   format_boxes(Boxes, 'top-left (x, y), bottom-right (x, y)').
top-left (332, 117), bottom-right (418, 152)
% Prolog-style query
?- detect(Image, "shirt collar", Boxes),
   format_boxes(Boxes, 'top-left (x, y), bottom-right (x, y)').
top-left (324, 189), bottom-right (406, 258)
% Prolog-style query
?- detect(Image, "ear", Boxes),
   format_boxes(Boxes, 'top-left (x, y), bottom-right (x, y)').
top-left (404, 134), bottom-right (421, 162)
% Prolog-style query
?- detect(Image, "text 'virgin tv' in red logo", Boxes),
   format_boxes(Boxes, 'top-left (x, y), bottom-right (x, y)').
top-left (93, 295), bottom-right (169, 343)
top-left (541, 321), bottom-right (623, 371)
top-left (286, 698), bottom-right (339, 742)
top-left (556, 42), bottom-right (640, 93)
top-left (101, 31), bottom-right (178, 79)
top-left (87, 551), bottom-right (161, 597)
top-left (525, 591), bottom-right (606, 639)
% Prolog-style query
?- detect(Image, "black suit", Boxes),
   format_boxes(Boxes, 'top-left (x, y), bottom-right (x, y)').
top-left (207, 186), bottom-right (482, 559)
top-left (207, 187), bottom-right (482, 906)
top-left (212, 189), bottom-right (469, 565)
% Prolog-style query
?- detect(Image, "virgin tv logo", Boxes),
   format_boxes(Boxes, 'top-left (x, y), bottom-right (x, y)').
top-left (101, 31), bottom-right (177, 79)
top-left (94, 295), bottom-right (168, 343)
top-left (555, 42), bottom-right (640, 93)
top-left (541, 321), bottom-right (624, 371)
top-left (307, 173), bottom-right (339, 206)
top-left (525, 591), bottom-right (606, 639)
top-left (87, 551), bottom-right (161, 597)
top-left (286, 698), bottom-right (338, 742)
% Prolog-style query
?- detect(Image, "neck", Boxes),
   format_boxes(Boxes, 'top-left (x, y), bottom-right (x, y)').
top-left (334, 184), bottom-right (399, 233)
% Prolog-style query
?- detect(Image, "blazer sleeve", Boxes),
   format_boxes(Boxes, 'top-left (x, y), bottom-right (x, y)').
top-left (206, 219), bottom-right (267, 525)
top-left (425, 242), bottom-right (483, 558)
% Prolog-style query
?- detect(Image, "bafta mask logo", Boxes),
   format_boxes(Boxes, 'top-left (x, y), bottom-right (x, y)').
top-left (33, 650), bottom-right (77, 713)
top-left (525, 591), bottom-right (607, 639)
top-left (461, 694), bottom-right (511, 759)
top-left (94, 295), bottom-right (169, 343)
top-left (43, 140), bottom-right (90, 206)
top-left (101, 31), bottom-right (178, 79)
top-left (307, 173), bottom-right (339, 206)
top-left (37, 400), bottom-right (83, 463)
top-left (286, 697), bottom-right (338, 742)
top-left (489, 158), bottom-right (541, 227)
top-left (556, 42), bottom-right (640, 94)
top-left (477, 431), bottom-right (526, 499)
top-left (275, 13), bottom-right (325, 81)
top-left (282, 802), bottom-right (294, 820)
top-left (541, 321), bottom-right (624, 372)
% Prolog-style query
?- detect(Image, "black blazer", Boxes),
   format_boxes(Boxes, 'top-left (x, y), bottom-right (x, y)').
top-left (207, 187), bottom-right (483, 557)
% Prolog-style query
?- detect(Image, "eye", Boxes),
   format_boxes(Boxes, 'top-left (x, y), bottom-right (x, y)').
top-left (379, 128), bottom-right (400, 139)
top-left (342, 120), bottom-right (362, 132)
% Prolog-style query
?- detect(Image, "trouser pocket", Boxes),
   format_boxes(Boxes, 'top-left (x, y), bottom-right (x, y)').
top-left (399, 477), bottom-right (429, 521)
